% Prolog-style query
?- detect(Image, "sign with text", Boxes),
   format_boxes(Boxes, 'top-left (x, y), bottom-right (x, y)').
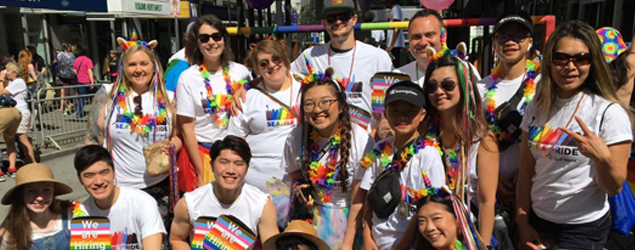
top-left (371, 72), bottom-right (412, 114)
top-left (70, 217), bottom-right (111, 250)
top-left (125, 0), bottom-right (170, 16)
top-left (191, 216), bottom-right (217, 250)
top-left (0, 0), bottom-right (107, 12)
top-left (203, 215), bottom-right (256, 250)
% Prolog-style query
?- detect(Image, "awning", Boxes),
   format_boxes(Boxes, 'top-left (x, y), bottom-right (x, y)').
top-left (0, 0), bottom-right (108, 12)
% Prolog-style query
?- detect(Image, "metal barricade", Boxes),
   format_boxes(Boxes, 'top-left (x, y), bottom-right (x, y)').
top-left (35, 84), bottom-right (102, 150)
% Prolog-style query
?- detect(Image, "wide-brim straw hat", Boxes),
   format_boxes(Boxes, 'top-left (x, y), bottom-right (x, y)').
top-left (263, 220), bottom-right (331, 250)
top-left (1, 163), bottom-right (73, 205)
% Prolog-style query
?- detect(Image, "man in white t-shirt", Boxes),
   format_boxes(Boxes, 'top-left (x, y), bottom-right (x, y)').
top-left (397, 10), bottom-right (481, 87)
top-left (290, 0), bottom-right (394, 133)
top-left (73, 145), bottom-right (166, 250)
top-left (169, 135), bottom-right (279, 250)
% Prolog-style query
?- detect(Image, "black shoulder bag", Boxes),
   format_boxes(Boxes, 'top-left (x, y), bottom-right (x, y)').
top-left (494, 82), bottom-right (526, 151)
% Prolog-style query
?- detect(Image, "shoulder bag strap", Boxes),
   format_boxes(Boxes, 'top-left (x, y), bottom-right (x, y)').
top-left (599, 102), bottom-right (617, 131)
top-left (252, 87), bottom-right (298, 118)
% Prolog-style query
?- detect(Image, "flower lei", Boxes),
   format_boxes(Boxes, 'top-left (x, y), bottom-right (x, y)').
top-left (308, 128), bottom-right (341, 203)
top-left (427, 118), bottom-right (468, 202)
top-left (72, 200), bottom-right (87, 218)
top-left (113, 81), bottom-right (167, 136)
top-left (360, 136), bottom-right (442, 170)
top-left (200, 64), bottom-right (247, 127)
top-left (485, 60), bottom-right (539, 144)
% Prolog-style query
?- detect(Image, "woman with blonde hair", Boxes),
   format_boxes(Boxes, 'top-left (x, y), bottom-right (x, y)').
top-left (517, 20), bottom-right (633, 250)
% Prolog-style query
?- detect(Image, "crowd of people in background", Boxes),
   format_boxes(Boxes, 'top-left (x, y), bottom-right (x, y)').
top-left (0, 0), bottom-right (634, 249)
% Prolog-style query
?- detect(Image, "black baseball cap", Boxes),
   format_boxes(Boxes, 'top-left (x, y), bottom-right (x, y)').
top-left (385, 81), bottom-right (426, 108)
top-left (322, 0), bottom-right (355, 15)
top-left (494, 10), bottom-right (534, 35)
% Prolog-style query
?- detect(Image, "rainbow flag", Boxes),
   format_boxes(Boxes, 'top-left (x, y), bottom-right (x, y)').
top-left (70, 217), bottom-right (111, 250)
top-left (192, 216), bottom-right (217, 250)
top-left (203, 215), bottom-right (256, 250)
top-left (370, 72), bottom-right (411, 114)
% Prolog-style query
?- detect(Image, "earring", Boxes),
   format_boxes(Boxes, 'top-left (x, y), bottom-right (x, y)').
top-left (527, 45), bottom-right (532, 52)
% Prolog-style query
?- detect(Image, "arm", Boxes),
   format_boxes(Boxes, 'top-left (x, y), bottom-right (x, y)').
top-left (169, 198), bottom-right (193, 250)
top-left (342, 181), bottom-right (364, 250)
top-left (178, 115), bottom-right (204, 187)
top-left (85, 86), bottom-right (108, 145)
top-left (476, 132), bottom-right (499, 246)
top-left (141, 233), bottom-right (163, 250)
top-left (257, 198), bottom-right (280, 243)
top-left (88, 68), bottom-right (95, 84)
top-left (29, 64), bottom-right (37, 81)
top-left (515, 131), bottom-right (543, 250)
top-left (288, 170), bottom-right (303, 188)
top-left (386, 30), bottom-right (398, 53)
top-left (362, 199), bottom-right (378, 250)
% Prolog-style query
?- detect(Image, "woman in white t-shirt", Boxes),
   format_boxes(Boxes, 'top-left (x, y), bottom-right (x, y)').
top-left (228, 40), bottom-right (301, 228)
top-left (422, 55), bottom-right (498, 247)
top-left (283, 68), bottom-right (374, 249)
top-left (2, 62), bottom-right (36, 166)
top-left (176, 14), bottom-right (250, 192)
top-left (516, 20), bottom-right (633, 250)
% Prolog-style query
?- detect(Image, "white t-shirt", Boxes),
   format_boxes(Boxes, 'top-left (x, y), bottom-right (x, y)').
top-left (291, 41), bottom-right (394, 128)
top-left (80, 187), bottom-right (167, 249)
top-left (283, 124), bottom-right (374, 207)
top-left (228, 78), bottom-right (302, 192)
top-left (176, 62), bottom-right (251, 142)
top-left (520, 91), bottom-right (632, 224)
top-left (476, 73), bottom-right (542, 178)
top-left (184, 182), bottom-right (269, 235)
top-left (386, 5), bottom-right (405, 48)
top-left (102, 85), bottom-right (174, 188)
top-left (371, 30), bottom-right (385, 46)
top-left (360, 136), bottom-right (446, 250)
top-left (396, 61), bottom-right (425, 88)
top-left (169, 48), bottom-right (186, 62)
top-left (6, 78), bottom-right (30, 114)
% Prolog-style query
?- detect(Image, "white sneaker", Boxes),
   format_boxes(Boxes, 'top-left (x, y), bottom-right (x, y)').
top-left (0, 175), bottom-right (6, 182)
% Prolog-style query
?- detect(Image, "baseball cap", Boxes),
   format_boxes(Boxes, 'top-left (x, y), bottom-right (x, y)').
top-left (322, 0), bottom-right (355, 15)
top-left (384, 81), bottom-right (426, 108)
top-left (494, 10), bottom-right (534, 35)
top-left (27, 43), bottom-right (36, 49)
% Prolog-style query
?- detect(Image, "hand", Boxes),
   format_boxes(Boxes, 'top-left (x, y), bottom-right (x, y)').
top-left (161, 142), bottom-right (175, 154)
top-left (518, 224), bottom-right (546, 250)
top-left (293, 183), bottom-right (315, 208)
top-left (560, 116), bottom-right (610, 162)
top-left (362, 237), bottom-right (379, 250)
top-left (231, 87), bottom-right (246, 116)
top-left (376, 117), bottom-right (394, 139)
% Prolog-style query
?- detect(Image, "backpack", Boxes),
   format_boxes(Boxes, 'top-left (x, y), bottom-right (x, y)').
top-left (57, 52), bottom-right (75, 79)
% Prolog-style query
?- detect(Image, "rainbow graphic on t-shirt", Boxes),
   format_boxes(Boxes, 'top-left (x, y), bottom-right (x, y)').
top-left (111, 230), bottom-right (139, 249)
top-left (200, 92), bottom-right (230, 114)
top-left (203, 215), bottom-right (256, 250)
top-left (192, 216), bottom-right (217, 250)
top-left (528, 124), bottom-right (576, 149)
top-left (370, 72), bottom-right (412, 114)
top-left (70, 217), bottom-right (111, 250)
top-left (266, 105), bottom-right (298, 127)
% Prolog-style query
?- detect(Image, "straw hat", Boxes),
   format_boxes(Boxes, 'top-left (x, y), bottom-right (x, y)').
top-left (1, 163), bottom-right (73, 205)
top-left (263, 220), bottom-right (331, 250)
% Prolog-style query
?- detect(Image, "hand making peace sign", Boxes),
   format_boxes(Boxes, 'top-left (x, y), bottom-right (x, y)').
top-left (559, 116), bottom-right (611, 162)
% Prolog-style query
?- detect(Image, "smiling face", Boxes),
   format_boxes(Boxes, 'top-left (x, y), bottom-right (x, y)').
top-left (418, 202), bottom-right (459, 249)
top-left (550, 36), bottom-right (591, 98)
top-left (384, 101), bottom-right (426, 137)
top-left (125, 50), bottom-right (154, 90)
top-left (79, 161), bottom-right (116, 206)
top-left (322, 10), bottom-right (357, 41)
top-left (212, 149), bottom-right (248, 193)
top-left (426, 66), bottom-right (460, 113)
top-left (494, 23), bottom-right (532, 64)
top-left (23, 182), bottom-right (54, 214)
top-left (408, 16), bottom-right (443, 62)
top-left (198, 24), bottom-right (225, 63)
top-left (257, 51), bottom-right (287, 88)
top-left (302, 85), bottom-right (341, 135)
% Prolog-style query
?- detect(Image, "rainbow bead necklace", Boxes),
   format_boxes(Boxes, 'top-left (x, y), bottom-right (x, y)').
top-left (200, 64), bottom-right (234, 127)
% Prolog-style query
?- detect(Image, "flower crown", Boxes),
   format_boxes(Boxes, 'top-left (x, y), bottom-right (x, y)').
top-left (292, 54), bottom-right (342, 91)
top-left (426, 41), bottom-right (467, 63)
top-left (116, 29), bottom-right (158, 51)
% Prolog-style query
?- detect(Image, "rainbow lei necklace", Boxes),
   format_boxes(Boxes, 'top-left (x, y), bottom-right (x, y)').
top-left (113, 84), bottom-right (167, 136)
top-left (360, 136), bottom-right (442, 171)
top-left (427, 119), bottom-right (468, 202)
top-left (200, 64), bottom-right (237, 127)
top-left (485, 60), bottom-right (539, 143)
top-left (308, 128), bottom-right (341, 203)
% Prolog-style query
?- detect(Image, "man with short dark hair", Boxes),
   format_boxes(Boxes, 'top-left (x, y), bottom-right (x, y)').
top-left (73, 145), bottom-right (165, 250)
top-left (169, 135), bottom-right (279, 250)
top-left (27, 44), bottom-right (46, 75)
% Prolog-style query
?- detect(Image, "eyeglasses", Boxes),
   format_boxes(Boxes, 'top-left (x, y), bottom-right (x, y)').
top-left (258, 55), bottom-right (282, 69)
top-left (198, 32), bottom-right (223, 43)
top-left (133, 95), bottom-right (143, 116)
top-left (324, 11), bottom-right (353, 24)
top-left (495, 33), bottom-right (530, 44)
top-left (303, 99), bottom-right (338, 112)
top-left (551, 52), bottom-right (591, 67)
top-left (426, 80), bottom-right (457, 94)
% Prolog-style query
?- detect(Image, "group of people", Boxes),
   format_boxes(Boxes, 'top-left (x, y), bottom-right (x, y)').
top-left (1, 0), bottom-right (634, 249)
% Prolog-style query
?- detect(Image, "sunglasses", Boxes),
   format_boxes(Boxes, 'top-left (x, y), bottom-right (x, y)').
top-left (258, 55), bottom-right (282, 69)
top-left (324, 11), bottom-right (353, 24)
top-left (426, 80), bottom-right (457, 94)
top-left (551, 52), bottom-right (591, 67)
top-left (133, 96), bottom-right (143, 116)
top-left (495, 33), bottom-right (530, 44)
top-left (198, 32), bottom-right (223, 43)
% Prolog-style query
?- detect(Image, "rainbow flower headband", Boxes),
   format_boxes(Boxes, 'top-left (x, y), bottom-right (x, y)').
top-left (293, 54), bottom-right (342, 91)
top-left (116, 28), bottom-right (157, 51)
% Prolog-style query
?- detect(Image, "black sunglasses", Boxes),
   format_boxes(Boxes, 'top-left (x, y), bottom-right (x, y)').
top-left (551, 52), bottom-right (591, 67)
top-left (133, 96), bottom-right (142, 116)
top-left (198, 32), bottom-right (224, 43)
top-left (426, 80), bottom-right (457, 94)
top-left (495, 33), bottom-right (530, 44)
top-left (324, 11), bottom-right (353, 24)
top-left (258, 55), bottom-right (282, 69)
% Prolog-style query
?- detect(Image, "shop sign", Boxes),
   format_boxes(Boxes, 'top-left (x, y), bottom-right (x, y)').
top-left (0, 0), bottom-right (108, 12)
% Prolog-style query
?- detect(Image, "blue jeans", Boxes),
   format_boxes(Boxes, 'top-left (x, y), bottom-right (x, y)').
top-left (76, 84), bottom-right (89, 116)
top-left (30, 212), bottom-right (70, 250)
top-left (530, 210), bottom-right (611, 250)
